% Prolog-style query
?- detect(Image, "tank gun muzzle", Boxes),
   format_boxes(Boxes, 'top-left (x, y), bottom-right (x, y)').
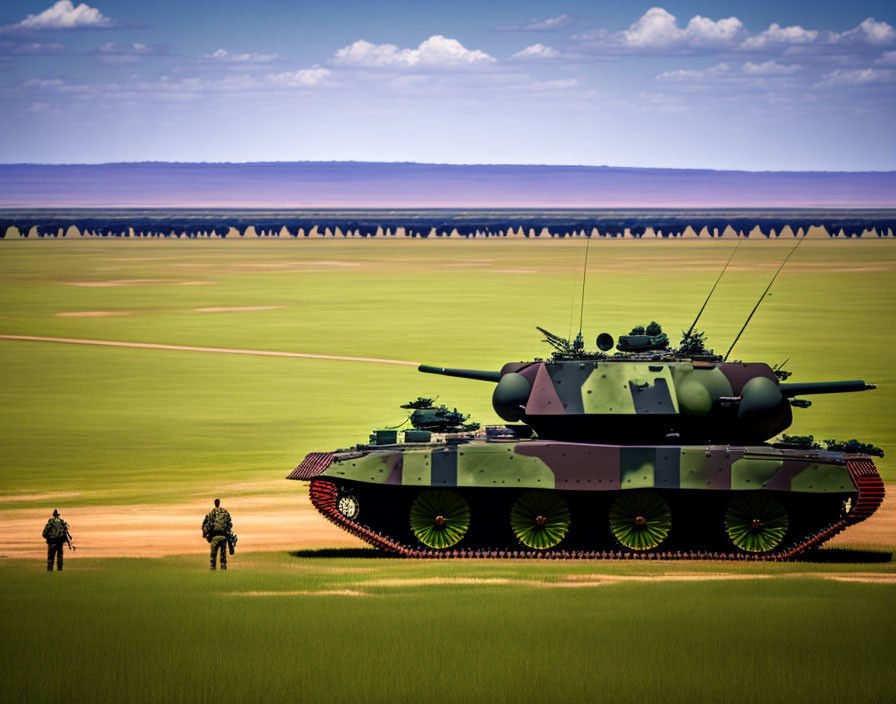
top-left (417, 365), bottom-right (502, 383)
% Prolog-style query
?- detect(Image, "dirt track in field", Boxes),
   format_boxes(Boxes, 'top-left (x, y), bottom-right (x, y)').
top-left (0, 335), bottom-right (419, 366)
top-left (0, 491), bottom-right (359, 559)
top-left (229, 572), bottom-right (896, 596)
top-left (194, 306), bottom-right (284, 312)
top-left (55, 311), bottom-right (133, 318)
top-left (1, 487), bottom-right (892, 561)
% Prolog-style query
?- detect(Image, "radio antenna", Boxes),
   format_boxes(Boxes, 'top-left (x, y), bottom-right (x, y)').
top-left (685, 239), bottom-right (741, 338)
top-left (724, 234), bottom-right (806, 361)
top-left (575, 234), bottom-right (592, 351)
top-left (567, 257), bottom-right (578, 342)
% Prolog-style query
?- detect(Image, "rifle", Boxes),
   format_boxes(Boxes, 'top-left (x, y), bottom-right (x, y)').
top-left (65, 529), bottom-right (76, 551)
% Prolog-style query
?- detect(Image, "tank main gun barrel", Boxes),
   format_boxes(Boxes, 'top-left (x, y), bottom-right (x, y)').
top-left (418, 365), bottom-right (501, 383)
top-left (778, 380), bottom-right (876, 398)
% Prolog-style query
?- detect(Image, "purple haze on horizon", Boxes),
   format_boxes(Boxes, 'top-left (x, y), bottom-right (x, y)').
top-left (0, 162), bottom-right (894, 208)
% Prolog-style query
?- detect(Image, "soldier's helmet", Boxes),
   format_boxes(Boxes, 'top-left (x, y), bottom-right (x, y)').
top-left (52, 509), bottom-right (59, 517)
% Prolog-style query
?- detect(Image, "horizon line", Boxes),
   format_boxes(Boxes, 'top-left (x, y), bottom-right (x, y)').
top-left (1, 160), bottom-right (895, 175)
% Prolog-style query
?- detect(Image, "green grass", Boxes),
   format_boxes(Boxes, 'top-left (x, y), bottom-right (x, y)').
top-left (2, 553), bottom-right (896, 704)
top-left (1, 238), bottom-right (893, 506)
top-left (1, 238), bottom-right (895, 702)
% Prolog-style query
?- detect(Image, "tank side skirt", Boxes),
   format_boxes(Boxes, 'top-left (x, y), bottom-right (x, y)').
top-left (296, 445), bottom-right (865, 495)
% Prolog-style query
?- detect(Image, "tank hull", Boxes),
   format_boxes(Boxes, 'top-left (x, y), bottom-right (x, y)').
top-left (288, 440), bottom-right (883, 559)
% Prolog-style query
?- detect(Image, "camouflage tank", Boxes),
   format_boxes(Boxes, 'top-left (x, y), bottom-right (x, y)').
top-left (289, 324), bottom-right (884, 559)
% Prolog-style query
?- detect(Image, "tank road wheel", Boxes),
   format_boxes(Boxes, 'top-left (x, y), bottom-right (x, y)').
top-left (609, 490), bottom-right (672, 551)
top-left (510, 490), bottom-right (571, 550)
top-left (336, 494), bottom-right (360, 521)
top-left (409, 489), bottom-right (470, 549)
top-left (725, 494), bottom-right (789, 554)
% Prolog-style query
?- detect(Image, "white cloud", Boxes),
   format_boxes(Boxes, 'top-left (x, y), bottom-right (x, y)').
top-left (532, 78), bottom-right (579, 89)
top-left (23, 76), bottom-right (93, 93)
top-left (93, 42), bottom-right (167, 63)
top-left (876, 50), bottom-right (896, 65)
top-left (267, 66), bottom-right (331, 87)
top-left (739, 23), bottom-right (819, 50)
top-left (123, 74), bottom-right (270, 96)
top-left (98, 42), bottom-right (163, 55)
top-left (205, 48), bottom-right (278, 64)
top-left (579, 8), bottom-right (744, 52)
top-left (838, 18), bottom-right (895, 46)
top-left (741, 17), bottom-right (894, 51)
top-left (657, 60), bottom-right (802, 82)
top-left (497, 15), bottom-right (576, 32)
top-left (0, 41), bottom-right (67, 55)
top-left (15, 68), bottom-right (332, 100)
top-left (683, 15), bottom-right (746, 48)
top-left (742, 60), bottom-right (801, 75)
top-left (511, 43), bottom-right (559, 60)
top-left (572, 9), bottom-right (892, 58)
top-left (331, 35), bottom-right (495, 69)
top-left (818, 68), bottom-right (895, 86)
top-left (621, 8), bottom-right (682, 48)
top-left (13, 1), bottom-right (114, 30)
top-left (656, 62), bottom-right (730, 81)
top-left (129, 71), bottom-right (330, 93)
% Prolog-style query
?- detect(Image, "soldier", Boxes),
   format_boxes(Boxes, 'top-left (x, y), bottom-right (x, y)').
top-left (42, 509), bottom-right (71, 571)
top-left (202, 498), bottom-right (233, 570)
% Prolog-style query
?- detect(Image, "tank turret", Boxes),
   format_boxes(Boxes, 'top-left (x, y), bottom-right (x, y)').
top-left (419, 325), bottom-right (875, 445)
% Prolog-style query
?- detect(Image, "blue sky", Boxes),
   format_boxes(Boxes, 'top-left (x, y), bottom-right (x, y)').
top-left (1, 1), bottom-right (894, 169)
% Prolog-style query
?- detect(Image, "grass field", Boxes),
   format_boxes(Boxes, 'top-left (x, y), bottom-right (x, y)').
top-left (2, 552), bottom-right (896, 704)
top-left (1, 237), bottom-right (895, 702)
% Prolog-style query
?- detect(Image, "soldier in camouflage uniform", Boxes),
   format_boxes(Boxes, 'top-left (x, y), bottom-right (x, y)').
top-left (202, 498), bottom-right (233, 570)
top-left (42, 509), bottom-right (70, 571)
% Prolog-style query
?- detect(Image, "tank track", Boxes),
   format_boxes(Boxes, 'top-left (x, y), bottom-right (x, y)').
top-left (305, 457), bottom-right (883, 561)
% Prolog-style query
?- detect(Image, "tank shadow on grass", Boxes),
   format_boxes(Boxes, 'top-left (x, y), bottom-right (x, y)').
top-left (289, 546), bottom-right (893, 563)
top-left (289, 547), bottom-right (391, 559)
top-left (796, 547), bottom-right (892, 564)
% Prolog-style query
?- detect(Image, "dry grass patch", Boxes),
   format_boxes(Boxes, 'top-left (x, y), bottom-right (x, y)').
top-left (195, 306), bottom-right (284, 313)
top-left (67, 279), bottom-right (215, 287)
top-left (55, 311), bottom-right (132, 318)
top-left (234, 589), bottom-right (367, 597)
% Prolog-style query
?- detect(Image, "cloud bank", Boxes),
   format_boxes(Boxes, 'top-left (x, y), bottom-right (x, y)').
top-left (204, 48), bottom-right (278, 64)
top-left (511, 43), bottom-right (559, 60)
top-left (565, 8), bottom-right (894, 56)
top-left (331, 35), bottom-right (495, 69)
top-left (12, 1), bottom-right (114, 31)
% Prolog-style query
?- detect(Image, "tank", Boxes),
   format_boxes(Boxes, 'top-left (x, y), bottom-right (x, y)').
top-left (288, 324), bottom-right (884, 559)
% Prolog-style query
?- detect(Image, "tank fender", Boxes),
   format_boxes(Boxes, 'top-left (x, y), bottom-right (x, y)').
top-left (287, 452), bottom-right (334, 480)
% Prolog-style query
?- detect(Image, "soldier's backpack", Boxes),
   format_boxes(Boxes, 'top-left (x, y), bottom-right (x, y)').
top-left (211, 508), bottom-right (230, 533)
top-left (43, 518), bottom-right (65, 540)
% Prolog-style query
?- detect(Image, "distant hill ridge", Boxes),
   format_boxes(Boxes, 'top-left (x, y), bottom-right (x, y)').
top-left (0, 161), bottom-right (894, 208)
